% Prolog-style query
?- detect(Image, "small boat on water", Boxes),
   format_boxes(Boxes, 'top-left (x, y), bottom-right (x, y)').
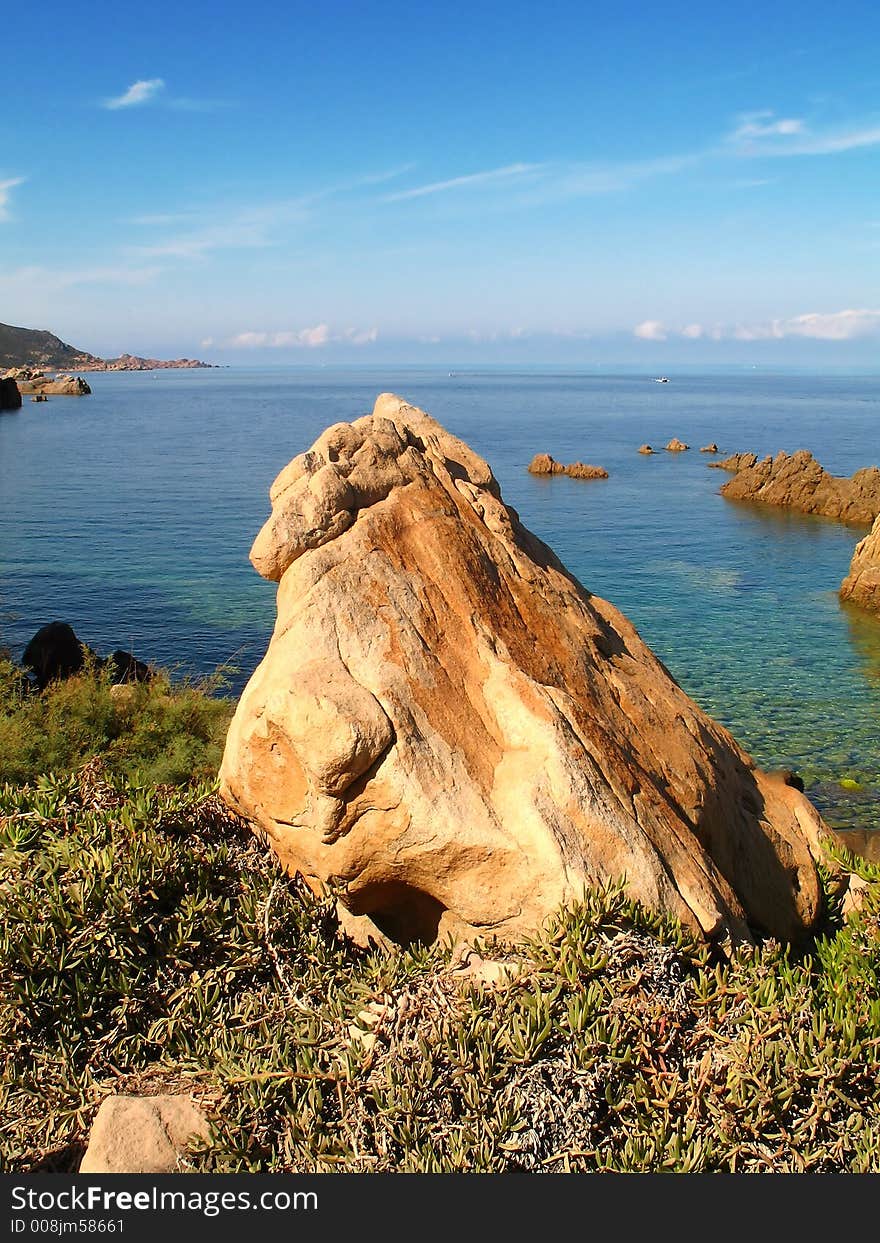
top-left (653, 376), bottom-right (669, 383)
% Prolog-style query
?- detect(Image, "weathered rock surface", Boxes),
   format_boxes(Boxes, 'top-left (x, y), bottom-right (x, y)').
top-left (638, 444), bottom-right (655, 455)
top-left (700, 444), bottom-right (719, 454)
top-left (79, 1095), bottom-right (210, 1174)
top-left (709, 452), bottom-right (757, 472)
top-left (220, 394), bottom-right (834, 949)
top-left (716, 449), bottom-right (880, 526)
top-left (528, 454), bottom-right (608, 479)
top-left (665, 438), bottom-right (689, 452)
top-left (840, 513), bottom-right (880, 614)
top-left (0, 377), bottom-right (21, 410)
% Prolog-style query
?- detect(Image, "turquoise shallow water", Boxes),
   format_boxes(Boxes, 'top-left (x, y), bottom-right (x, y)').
top-left (1, 366), bottom-right (878, 835)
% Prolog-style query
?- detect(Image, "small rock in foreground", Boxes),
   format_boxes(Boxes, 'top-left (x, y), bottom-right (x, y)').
top-left (79, 1095), bottom-right (211, 1174)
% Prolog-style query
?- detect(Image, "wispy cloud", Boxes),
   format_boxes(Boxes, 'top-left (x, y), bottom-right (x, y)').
top-left (131, 201), bottom-right (309, 260)
top-left (730, 111), bottom-right (805, 141)
top-left (0, 176), bottom-right (25, 222)
top-left (104, 78), bottom-right (165, 110)
top-left (0, 264), bottom-right (162, 300)
top-left (727, 110), bottom-right (880, 156)
top-left (227, 324), bottom-right (378, 349)
top-left (384, 163), bottom-right (542, 202)
top-left (633, 320), bottom-right (668, 341)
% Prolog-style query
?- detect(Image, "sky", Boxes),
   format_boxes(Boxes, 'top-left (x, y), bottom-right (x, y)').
top-left (2, 0), bottom-right (879, 365)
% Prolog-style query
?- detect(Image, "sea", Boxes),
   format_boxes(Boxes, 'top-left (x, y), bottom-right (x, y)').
top-left (1, 365), bottom-right (878, 843)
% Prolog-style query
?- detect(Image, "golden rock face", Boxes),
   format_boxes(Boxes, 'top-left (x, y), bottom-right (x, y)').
top-left (841, 512), bottom-right (880, 614)
top-left (220, 394), bottom-right (832, 948)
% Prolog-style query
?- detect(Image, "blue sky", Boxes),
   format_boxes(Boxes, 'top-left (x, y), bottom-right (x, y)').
top-left (2, 1), bottom-right (879, 364)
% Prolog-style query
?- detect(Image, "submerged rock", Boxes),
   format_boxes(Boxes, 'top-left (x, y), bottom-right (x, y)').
top-left (717, 449), bottom-right (880, 525)
top-left (840, 513), bottom-right (880, 615)
top-left (700, 443), bottom-right (719, 454)
top-left (638, 444), bottom-right (655, 455)
top-left (220, 394), bottom-right (833, 949)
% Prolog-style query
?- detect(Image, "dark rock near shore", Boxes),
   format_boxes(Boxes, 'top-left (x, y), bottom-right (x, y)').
top-left (22, 622), bottom-right (154, 689)
top-left (105, 650), bottom-right (153, 685)
top-left (23, 622), bottom-right (88, 688)
top-left (0, 377), bottom-right (21, 410)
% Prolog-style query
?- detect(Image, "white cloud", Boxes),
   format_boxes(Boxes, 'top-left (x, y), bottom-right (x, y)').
top-left (229, 331), bottom-right (269, 348)
top-left (227, 324), bottom-right (376, 350)
top-left (200, 337), bottom-right (214, 348)
top-left (776, 309), bottom-right (880, 340)
top-left (384, 163), bottom-right (542, 202)
top-left (344, 327), bottom-right (379, 345)
top-left (728, 110), bottom-right (880, 157)
top-left (731, 111), bottom-right (805, 141)
top-left (664, 310), bottom-right (880, 343)
top-left (0, 176), bottom-right (24, 222)
top-left (634, 320), bottom-right (667, 341)
top-left (104, 78), bottom-right (165, 110)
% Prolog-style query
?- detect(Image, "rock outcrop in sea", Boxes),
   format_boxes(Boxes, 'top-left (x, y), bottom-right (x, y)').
top-left (713, 449), bottom-right (880, 526)
top-left (7, 369), bottom-right (91, 396)
top-left (665, 438), bottom-right (689, 452)
top-left (840, 513), bottom-right (880, 615)
top-left (220, 394), bottom-right (834, 950)
top-left (528, 454), bottom-right (608, 479)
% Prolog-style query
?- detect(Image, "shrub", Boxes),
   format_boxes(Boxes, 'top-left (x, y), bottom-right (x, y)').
top-left (1, 768), bottom-right (878, 1173)
top-left (0, 655), bottom-right (233, 787)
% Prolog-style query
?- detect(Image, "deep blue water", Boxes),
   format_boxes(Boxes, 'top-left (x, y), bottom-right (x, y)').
top-left (1, 366), bottom-right (878, 834)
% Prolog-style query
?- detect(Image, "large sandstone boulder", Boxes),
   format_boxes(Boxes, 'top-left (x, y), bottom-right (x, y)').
top-left (220, 395), bottom-right (834, 949)
top-left (840, 514), bottom-right (880, 615)
top-left (717, 450), bottom-right (880, 525)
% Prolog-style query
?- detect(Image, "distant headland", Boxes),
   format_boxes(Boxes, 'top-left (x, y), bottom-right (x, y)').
top-left (0, 321), bottom-right (216, 372)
